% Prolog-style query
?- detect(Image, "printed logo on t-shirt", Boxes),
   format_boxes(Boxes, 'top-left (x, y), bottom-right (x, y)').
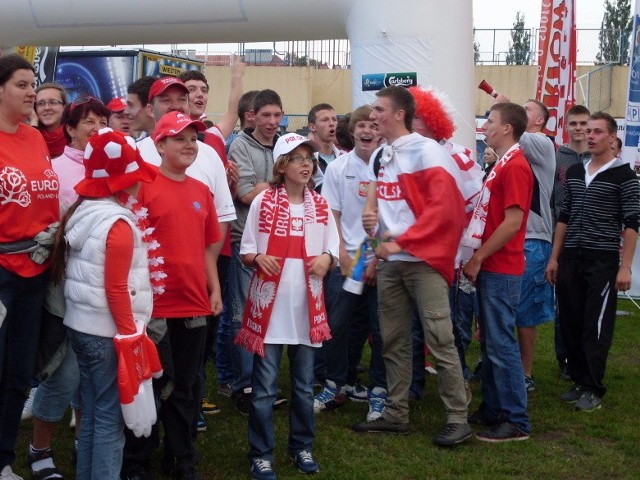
top-left (358, 181), bottom-right (369, 197)
top-left (291, 217), bottom-right (304, 236)
top-left (376, 181), bottom-right (403, 201)
top-left (192, 201), bottom-right (202, 212)
top-left (0, 166), bottom-right (58, 207)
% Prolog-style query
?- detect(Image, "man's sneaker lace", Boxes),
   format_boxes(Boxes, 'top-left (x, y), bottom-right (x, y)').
top-left (290, 450), bottom-right (319, 474)
top-left (250, 458), bottom-right (276, 480)
top-left (367, 387), bottom-right (386, 421)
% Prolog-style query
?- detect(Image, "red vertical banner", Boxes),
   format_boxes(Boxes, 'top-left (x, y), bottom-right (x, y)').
top-left (536, 0), bottom-right (576, 144)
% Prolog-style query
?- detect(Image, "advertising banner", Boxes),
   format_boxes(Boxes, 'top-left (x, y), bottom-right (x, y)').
top-left (535, 0), bottom-right (577, 143)
top-left (13, 46), bottom-right (59, 87)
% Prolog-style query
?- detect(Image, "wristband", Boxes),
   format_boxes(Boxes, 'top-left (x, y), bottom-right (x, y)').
top-left (323, 251), bottom-right (334, 267)
top-left (620, 265), bottom-right (632, 273)
top-left (253, 253), bottom-right (262, 267)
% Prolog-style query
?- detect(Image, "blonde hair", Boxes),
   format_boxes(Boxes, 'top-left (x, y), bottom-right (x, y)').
top-left (269, 145), bottom-right (317, 189)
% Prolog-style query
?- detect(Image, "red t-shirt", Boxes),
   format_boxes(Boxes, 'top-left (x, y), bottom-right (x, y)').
top-left (137, 172), bottom-right (221, 318)
top-left (0, 124), bottom-right (59, 277)
top-left (480, 152), bottom-right (533, 275)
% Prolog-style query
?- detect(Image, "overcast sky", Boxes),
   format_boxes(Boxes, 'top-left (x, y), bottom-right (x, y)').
top-left (473, 0), bottom-right (607, 29)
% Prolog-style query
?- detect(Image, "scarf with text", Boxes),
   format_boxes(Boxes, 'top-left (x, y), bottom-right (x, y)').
top-left (462, 144), bottom-right (522, 249)
top-left (234, 185), bottom-right (332, 356)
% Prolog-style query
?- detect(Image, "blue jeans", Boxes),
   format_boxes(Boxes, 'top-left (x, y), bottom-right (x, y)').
top-left (476, 271), bottom-right (530, 433)
top-left (449, 278), bottom-right (475, 379)
top-left (229, 243), bottom-right (255, 393)
top-left (248, 344), bottom-right (315, 462)
top-left (69, 329), bottom-right (124, 480)
top-left (33, 336), bottom-right (80, 422)
top-left (0, 267), bottom-right (47, 469)
top-left (322, 267), bottom-right (385, 389)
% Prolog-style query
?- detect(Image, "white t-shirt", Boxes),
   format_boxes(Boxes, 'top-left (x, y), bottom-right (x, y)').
top-left (240, 198), bottom-right (339, 346)
top-left (321, 150), bottom-right (371, 256)
top-left (138, 136), bottom-right (236, 223)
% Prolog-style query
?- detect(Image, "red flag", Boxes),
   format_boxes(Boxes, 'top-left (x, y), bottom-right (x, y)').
top-left (536, 0), bottom-right (576, 144)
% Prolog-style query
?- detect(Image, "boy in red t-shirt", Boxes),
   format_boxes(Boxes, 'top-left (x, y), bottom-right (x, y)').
top-left (463, 102), bottom-right (533, 443)
top-left (126, 111), bottom-right (222, 480)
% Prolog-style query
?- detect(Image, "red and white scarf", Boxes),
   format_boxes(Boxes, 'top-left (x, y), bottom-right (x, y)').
top-left (461, 144), bottom-right (522, 250)
top-left (234, 185), bottom-right (332, 357)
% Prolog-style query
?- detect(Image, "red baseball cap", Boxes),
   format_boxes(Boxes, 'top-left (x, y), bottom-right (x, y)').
top-left (148, 77), bottom-right (189, 103)
top-left (106, 97), bottom-right (127, 113)
top-left (151, 111), bottom-right (206, 143)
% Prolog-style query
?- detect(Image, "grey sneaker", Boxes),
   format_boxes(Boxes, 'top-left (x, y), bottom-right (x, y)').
top-left (433, 423), bottom-right (472, 446)
top-left (352, 416), bottom-right (410, 435)
top-left (560, 384), bottom-right (583, 403)
top-left (476, 422), bottom-right (529, 443)
top-left (575, 391), bottom-right (602, 412)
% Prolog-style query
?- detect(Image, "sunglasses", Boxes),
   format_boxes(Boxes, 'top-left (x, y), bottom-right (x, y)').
top-left (69, 95), bottom-right (102, 114)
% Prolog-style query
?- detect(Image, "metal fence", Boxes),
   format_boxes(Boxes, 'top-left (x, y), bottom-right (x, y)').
top-left (120, 28), bottom-right (630, 68)
top-left (474, 28), bottom-right (630, 66)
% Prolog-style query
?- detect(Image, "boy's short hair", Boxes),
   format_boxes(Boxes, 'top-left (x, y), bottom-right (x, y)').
top-left (127, 76), bottom-right (157, 108)
top-left (238, 90), bottom-right (259, 127)
top-left (336, 113), bottom-right (354, 151)
top-left (179, 70), bottom-right (208, 88)
top-left (490, 102), bottom-right (528, 140)
top-left (566, 104), bottom-right (590, 118)
top-left (253, 89), bottom-right (282, 114)
top-left (308, 103), bottom-right (334, 124)
top-left (590, 111), bottom-right (617, 134)
top-left (526, 98), bottom-right (550, 129)
top-left (376, 86), bottom-right (415, 131)
top-left (348, 105), bottom-right (373, 134)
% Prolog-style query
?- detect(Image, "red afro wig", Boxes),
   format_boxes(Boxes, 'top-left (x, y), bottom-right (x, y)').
top-left (409, 86), bottom-right (455, 141)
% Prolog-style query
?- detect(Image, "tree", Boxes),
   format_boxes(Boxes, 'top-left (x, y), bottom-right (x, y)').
top-left (506, 11), bottom-right (531, 65)
top-left (596, 0), bottom-right (632, 65)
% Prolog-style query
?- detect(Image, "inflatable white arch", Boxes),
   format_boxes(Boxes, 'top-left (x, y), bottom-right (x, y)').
top-left (0, 0), bottom-right (475, 149)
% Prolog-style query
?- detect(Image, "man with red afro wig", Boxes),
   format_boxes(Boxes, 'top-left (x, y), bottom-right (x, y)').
top-left (408, 86), bottom-right (483, 393)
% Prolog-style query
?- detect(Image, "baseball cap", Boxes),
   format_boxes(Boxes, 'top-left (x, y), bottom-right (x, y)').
top-left (273, 133), bottom-right (318, 160)
top-left (151, 111), bottom-right (206, 143)
top-left (148, 77), bottom-right (189, 103)
top-left (106, 97), bottom-right (127, 113)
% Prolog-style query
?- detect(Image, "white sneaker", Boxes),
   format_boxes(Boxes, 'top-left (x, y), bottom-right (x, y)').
top-left (0, 465), bottom-right (24, 480)
top-left (21, 388), bottom-right (36, 421)
top-left (69, 409), bottom-right (76, 429)
top-left (367, 387), bottom-right (387, 421)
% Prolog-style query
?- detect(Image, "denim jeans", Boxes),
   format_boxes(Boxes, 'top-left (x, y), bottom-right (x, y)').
top-left (69, 329), bottom-right (124, 480)
top-left (476, 271), bottom-right (530, 433)
top-left (449, 279), bottom-right (475, 379)
top-left (229, 243), bottom-right (255, 393)
top-left (0, 267), bottom-right (48, 469)
top-left (248, 344), bottom-right (315, 462)
top-left (33, 335), bottom-right (80, 422)
top-left (322, 267), bottom-right (385, 389)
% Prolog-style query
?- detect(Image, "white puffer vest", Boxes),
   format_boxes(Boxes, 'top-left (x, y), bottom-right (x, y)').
top-left (63, 198), bottom-right (152, 338)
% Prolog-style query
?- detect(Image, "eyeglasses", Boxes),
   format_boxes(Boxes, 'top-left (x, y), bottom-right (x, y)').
top-left (69, 96), bottom-right (101, 114)
top-left (34, 99), bottom-right (64, 108)
top-left (289, 154), bottom-right (316, 164)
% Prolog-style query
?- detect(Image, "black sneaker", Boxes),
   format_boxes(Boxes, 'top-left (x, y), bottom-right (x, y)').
top-left (352, 416), bottom-right (410, 435)
top-left (574, 391), bottom-right (602, 412)
top-left (476, 422), bottom-right (529, 443)
top-left (467, 409), bottom-right (497, 427)
top-left (121, 463), bottom-right (156, 480)
top-left (172, 463), bottom-right (201, 480)
top-left (524, 375), bottom-right (535, 393)
top-left (232, 387), bottom-right (252, 416)
top-left (27, 447), bottom-right (64, 480)
top-left (560, 384), bottom-right (583, 403)
top-left (432, 423), bottom-right (472, 446)
top-left (273, 394), bottom-right (288, 408)
top-left (559, 361), bottom-right (571, 381)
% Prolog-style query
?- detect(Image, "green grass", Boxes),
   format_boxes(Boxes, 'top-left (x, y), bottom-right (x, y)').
top-left (16, 300), bottom-right (640, 479)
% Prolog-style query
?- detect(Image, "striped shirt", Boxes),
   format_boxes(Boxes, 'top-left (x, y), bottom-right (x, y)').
top-left (558, 160), bottom-right (640, 258)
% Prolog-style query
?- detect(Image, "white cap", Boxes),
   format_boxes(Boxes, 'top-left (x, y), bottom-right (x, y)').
top-left (273, 133), bottom-right (318, 160)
